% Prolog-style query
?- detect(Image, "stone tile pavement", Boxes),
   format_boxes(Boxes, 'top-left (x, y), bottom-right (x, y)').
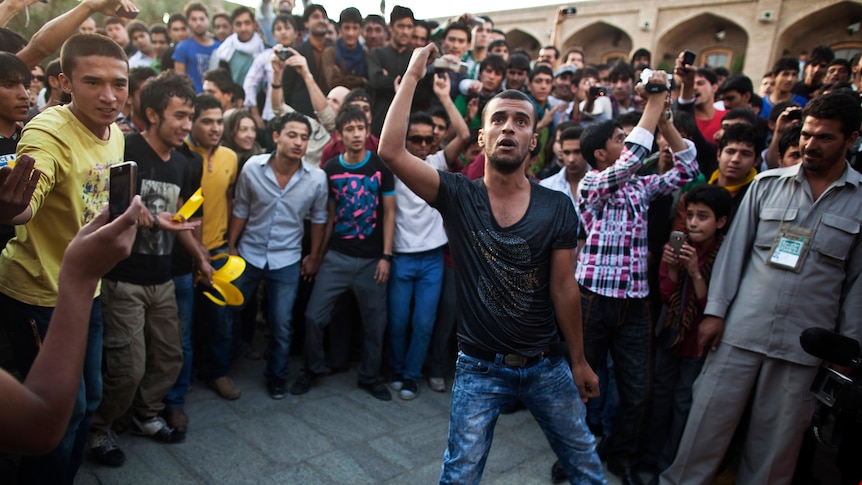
top-left (75, 355), bottom-right (630, 484)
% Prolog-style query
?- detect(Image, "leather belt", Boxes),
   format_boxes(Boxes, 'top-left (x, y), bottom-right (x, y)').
top-left (459, 342), bottom-right (548, 368)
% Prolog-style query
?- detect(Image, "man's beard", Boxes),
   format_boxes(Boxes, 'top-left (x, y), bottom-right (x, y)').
top-left (488, 152), bottom-right (524, 174)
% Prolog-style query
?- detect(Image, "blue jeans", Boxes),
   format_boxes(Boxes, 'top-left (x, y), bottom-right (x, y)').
top-left (388, 249), bottom-right (444, 380)
top-left (234, 261), bottom-right (300, 383)
top-left (199, 247), bottom-right (234, 380)
top-left (164, 273), bottom-right (195, 408)
top-left (0, 293), bottom-right (102, 485)
top-left (586, 352), bottom-right (619, 436)
top-left (581, 289), bottom-right (653, 468)
top-left (441, 351), bottom-right (606, 485)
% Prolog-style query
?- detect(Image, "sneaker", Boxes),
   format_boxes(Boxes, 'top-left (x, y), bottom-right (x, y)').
top-left (290, 371), bottom-right (318, 395)
top-left (89, 429), bottom-right (126, 467)
top-left (389, 374), bottom-right (404, 391)
top-left (130, 415), bottom-right (185, 443)
top-left (208, 376), bottom-right (241, 400)
top-left (428, 377), bottom-right (446, 392)
top-left (551, 459), bottom-right (567, 483)
top-left (399, 379), bottom-right (419, 400)
top-left (358, 381), bottom-right (392, 401)
top-left (268, 379), bottom-right (287, 400)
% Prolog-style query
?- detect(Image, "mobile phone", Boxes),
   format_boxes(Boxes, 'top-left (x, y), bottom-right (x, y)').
top-left (109, 162), bottom-right (137, 220)
top-left (589, 85), bottom-right (606, 97)
top-left (682, 50), bottom-right (696, 72)
top-left (116, 6), bottom-right (140, 19)
top-left (669, 231), bottom-right (685, 255)
top-left (275, 48), bottom-right (293, 61)
top-left (561, 6), bottom-right (577, 15)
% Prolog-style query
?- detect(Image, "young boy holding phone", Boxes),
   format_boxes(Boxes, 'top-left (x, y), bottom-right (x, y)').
top-left (645, 184), bottom-right (732, 476)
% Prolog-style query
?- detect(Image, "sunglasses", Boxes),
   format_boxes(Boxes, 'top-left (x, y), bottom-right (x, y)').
top-left (407, 135), bottom-right (434, 145)
top-left (32, 75), bottom-right (45, 83)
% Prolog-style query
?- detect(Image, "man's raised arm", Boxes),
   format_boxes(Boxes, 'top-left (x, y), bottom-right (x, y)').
top-left (378, 44), bottom-right (441, 204)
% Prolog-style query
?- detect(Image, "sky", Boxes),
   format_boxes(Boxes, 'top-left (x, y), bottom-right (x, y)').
top-left (231, 0), bottom-right (570, 22)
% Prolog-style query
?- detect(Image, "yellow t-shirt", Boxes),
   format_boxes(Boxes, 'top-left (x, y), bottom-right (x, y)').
top-left (0, 106), bottom-right (124, 306)
top-left (185, 140), bottom-right (237, 250)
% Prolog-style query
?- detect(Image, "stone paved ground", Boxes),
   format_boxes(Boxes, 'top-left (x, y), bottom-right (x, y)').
top-left (75, 354), bottom-right (631, 485)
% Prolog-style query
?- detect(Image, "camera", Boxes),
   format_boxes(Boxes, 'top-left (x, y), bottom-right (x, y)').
top-left (275, 48), bottom-right (293, 61)
top-left (801, 328), bottom-right (862, 422)
top-left (433, 57), bottom-right (468, 74)
top-left (589, 85), bottom-right (606, 97)
top-left (681, 50), bottom-right (696, 72)
top-left (639, 68), bottom-right (671, 93)
top-left (561, 7), bottom-right (577, 15)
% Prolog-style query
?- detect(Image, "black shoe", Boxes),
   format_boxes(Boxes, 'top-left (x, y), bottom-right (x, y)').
top-left (358, 381), bottom-right (392, 401)
top-left (268, 379), bottom-right (287, 400)
top-left (551, 459), bottom-right (567, 483)
top-left (89, 430), bottom-right (126, 467)
top-left (130, 416), bottom-right (184, 443)
top-left (587, 421), bottom-right (604, 437)
top-left (290, 372), bottom-right (318, 395)
top-left (607, 463), bottom-right (646, 485)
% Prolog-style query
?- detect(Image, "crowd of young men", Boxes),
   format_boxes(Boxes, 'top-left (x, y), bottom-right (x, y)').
top-left (1, 1), bottom-right (861, 484)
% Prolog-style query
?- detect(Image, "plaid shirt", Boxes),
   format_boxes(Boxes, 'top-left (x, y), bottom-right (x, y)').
top-left (577, 128), bottom-right (697, 299)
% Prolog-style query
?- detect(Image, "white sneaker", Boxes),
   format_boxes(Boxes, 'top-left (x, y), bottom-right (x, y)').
top-left (389, 374), bottom-right (404, 391)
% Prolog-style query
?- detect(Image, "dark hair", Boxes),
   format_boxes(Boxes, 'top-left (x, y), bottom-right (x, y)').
top-left (507, 53), bottom-right (530, 71)
top-left (336, 106), bottom-right (368, 131)
top-left (44, 59), bottom-right (62, 100)
top-left (540, 45), bottom-right (559, 59)
top-left (129, 66), bottom-right (157, 95)
top-left (559, 125), bottom-right (584, 144)
top-left (564, 47), bottom-right (584, 60)
top-left (684, 184), bottom-right (733, 223)
top-left (212, 12), bottom-right (230, 25)
top-left (223, 109), bottom-right (256, 151)
top-left (168, 13), bottom-right (188, 27)
top-left (0, 51), bottom-right (30, 85)
top-left (818, 81), bottom-right (856, 96)
top-left (808, 45), bottom-right (835, 65)
top-left (631, 48), bottom-right (650, 64)
top-left (203, 68), bottom-right (235, 96)
top-left (103, 16), bottom-right (124, 28)
top-left (714, 66), bottom-right (729, 78)
top-left (443, 22), bottom-right (471, 43)
top-left (274, 13), bottom-right (297, 31)
top-left (339, 7), bottom-right (362, 25)
top-left (479, 55), bottom-right (507, 76)
top-left (719, 122), bottom-right (762, 154)
top-left (482, 89), bottom-right (537, 129)
top-left (749, 93), bottom-right (763, 110)
top-left (572, 67), bottom-right (599, 85)
top-left (140, 73), bottom-right (196, 129)
top-left (608, 61), bottom-right (635, 83)
top-left (722, 108), bottom-right (758, 126)
top-left (61, 34), bottom-right (128, 79)
top-left (184, 2), bottom-right (208, 18)
top-left (302, 4), bottom-right (327, 23)
top-left (802, 91), bottom-right (862, 138)
top-left (717, 74), bottom-right (753, 96)
top-left (126, 20), bottom-right (149, 38)
top-left (528, 64), bottom-right (553, 82)
top-left (488, 39), bottom-right (508, 51)
top-left (778, 124), bottom-right (802, 159)
top-left (231, 6), bottom-right (255, 23)
top-left (408, 111), bottom-right (434, 130)
top-left (150, 24), bottom-right (168, 38)
top-left (269, 111), bottom-right (312, 136)
top-left (0, 27), bottom-right (27, 53)
top-left (364, 14), bottom-right (386, 27)
top-left (429, 107), bottom-right (450, 128)
top-left (580, 119), bottom-right (623, 165)
top-left (771, 56), bottom-right (799, 75)
top-left (769, 100), bottom-right (801, 124)
top-left (616, 111), bottom-right (642, 129)
top-left (696, 67), bottom-right (718, 86)
top-left (389, 5), bottom-right (414, 25)
top-left (343, 88), bottom-right (370, 106)
top-left (194, 93), bottom-right (222, 119)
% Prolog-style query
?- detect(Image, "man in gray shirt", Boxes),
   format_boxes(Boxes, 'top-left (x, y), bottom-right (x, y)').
top-left (226, 112), bottom-right (328, 400)
top-left (661, 91), bottom-right (862, 485)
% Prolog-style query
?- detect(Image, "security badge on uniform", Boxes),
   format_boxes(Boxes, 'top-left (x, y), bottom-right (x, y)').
top-left (768, 224), bottom-right (813, 272)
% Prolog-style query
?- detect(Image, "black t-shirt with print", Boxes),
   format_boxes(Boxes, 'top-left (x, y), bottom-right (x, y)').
top-left (431, 171), bottom-right (580, 356)
top-left (106, 133), bottom-right (194, 285)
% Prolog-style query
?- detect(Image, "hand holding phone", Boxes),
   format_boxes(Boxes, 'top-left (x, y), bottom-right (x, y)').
top-left (109, 162), bottom-right (137, 220)
top-left (669, 231), bottom-right (685, 256)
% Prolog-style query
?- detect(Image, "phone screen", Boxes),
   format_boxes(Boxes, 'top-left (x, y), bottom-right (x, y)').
top-left (109, 162), bottom-right (137, 220)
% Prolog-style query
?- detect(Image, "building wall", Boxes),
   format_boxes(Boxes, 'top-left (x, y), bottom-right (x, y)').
top-left (476, 0), bottom-right (862, 78)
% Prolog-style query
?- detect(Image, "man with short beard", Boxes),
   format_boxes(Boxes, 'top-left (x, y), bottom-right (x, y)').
top-left (368, 5), bottom-right (415, 136)
top-left (280, 4), bottom-right (331, 117)
top-left (379, 42), bottom-right (604, 485)
top-left (173, 2), bottom-right (219, 93)
top-left (209, 6), bottom-right (265, 84)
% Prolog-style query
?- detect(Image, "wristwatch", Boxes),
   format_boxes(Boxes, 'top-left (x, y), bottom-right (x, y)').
top-left (382, 253), bottom-right (393, 262)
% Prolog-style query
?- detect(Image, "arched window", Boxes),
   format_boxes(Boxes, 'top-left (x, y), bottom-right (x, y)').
top-left (700, 47), bottom-right (733, 69)
top-left (602, 51), bottom-right (628, 65)
top-left (831, 42), bottom-right (862, 60)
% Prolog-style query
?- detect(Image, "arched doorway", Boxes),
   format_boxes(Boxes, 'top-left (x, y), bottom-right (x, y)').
top-left (506, 29), bottom-right (542, 58)
top-left (655, 13), bottom-right (748, 73)
top-left (776, 1), bottom-right (862, 63)
top-left (563, 22), bottom-right (633, 67)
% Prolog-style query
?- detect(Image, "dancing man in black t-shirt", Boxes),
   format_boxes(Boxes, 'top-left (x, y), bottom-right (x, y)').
top-left (378, 44), bottom-right (605, 484)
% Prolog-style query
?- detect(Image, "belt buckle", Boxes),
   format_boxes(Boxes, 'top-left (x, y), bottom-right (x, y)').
top-left (503, 353), bottom-right (528, 367)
